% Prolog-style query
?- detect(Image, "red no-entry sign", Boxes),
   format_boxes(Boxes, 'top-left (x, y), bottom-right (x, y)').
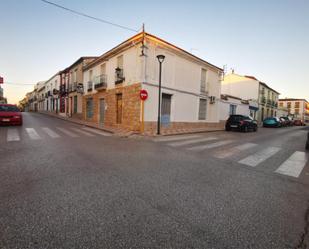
top-left (140, 89), bottom-right (148, 101)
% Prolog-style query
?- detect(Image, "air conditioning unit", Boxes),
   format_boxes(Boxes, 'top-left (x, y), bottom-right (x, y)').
top-left (209, 96), bottom-right (216, 104)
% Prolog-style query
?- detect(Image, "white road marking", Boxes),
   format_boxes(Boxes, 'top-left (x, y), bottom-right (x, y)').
top-left (188, 140), bottom-right (233, 151)
top-left (42, 127), bottom-right (60, 138)
top-left (56, 127), bottom-right (79, 137)
top-left (154, 134), bottom-right (201, 142)
top-left (168, 137), bottom-right (217, 147)
top-left (82, 127), bottom-right (111, 136)
top-left (238, 146), bottom-right (281, 167)
top-left (275, 151), bottom-right (308, 178)
top-left (25, 128), bottom-right (41, 140)
top-left (7, 128), bottom-right (20, 142)
top-left (71, 128), bottom-right (95, 137)
top-left (215, 143), bottom-right (258, 159)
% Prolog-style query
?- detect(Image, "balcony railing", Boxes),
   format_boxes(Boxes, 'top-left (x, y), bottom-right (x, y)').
top-left (267, 99), bottom-right (272, 105)
top-left (261, 96), bottom-right (266, 104)
top-left (94, 74), bottom-right (107, 90)
top-left (87, 81), bottom-right (93, 91)
top-left (115, 68), bottom-right (125, 84)
top-left (68, 82), bottom-right (77, 92)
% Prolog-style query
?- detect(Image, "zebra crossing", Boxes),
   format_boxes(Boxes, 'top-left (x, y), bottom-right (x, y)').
top-left (2, 126), bottom-right (111, 142)
top-left (154, 133), bottom-right (309, 179)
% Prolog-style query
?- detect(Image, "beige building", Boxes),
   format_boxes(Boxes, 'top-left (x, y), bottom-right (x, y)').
top-left (278, 98), bottom-right (309, 123)
top-left (66, 57), bottom-right (97, 119)
top-left (82, 32), bottom-right (223, 134)
top-left (222, 72), bottom-right (280, 123)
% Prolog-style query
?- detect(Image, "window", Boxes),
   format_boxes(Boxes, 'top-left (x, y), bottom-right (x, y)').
top-left (287, 102), bottom-right (291, 108)
top-left (295, 108), bottom-right (300, 115)
top-left (117, 55), bottom-right (123, 69)
top-left (74, 69), bottom-right (77, 83)
top-left (198, 98), bottom-right (207, 120)
top-left (200, 68), bottom-right (207, 93)
top-left (229, 104), bottom-right (237, 115)
top-left (279, 102), bottom-right (283, 107)
top-left (295, 102), bottom-right (300, 108)
top-left (100, 64), bottom-right (106, 75)
top-left (86, 98), bottom-right (93, 119)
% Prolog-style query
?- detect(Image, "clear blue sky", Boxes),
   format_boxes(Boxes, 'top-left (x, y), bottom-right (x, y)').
top-left (0, 0), bottom-right (308, 103)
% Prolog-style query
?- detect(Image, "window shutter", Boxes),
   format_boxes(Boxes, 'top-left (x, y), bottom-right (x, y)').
top-left (198, 98), bottom-right (207, 120)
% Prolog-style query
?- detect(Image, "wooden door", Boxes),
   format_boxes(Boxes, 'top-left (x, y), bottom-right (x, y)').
top-left (116, 94), bottom-right (122, 124)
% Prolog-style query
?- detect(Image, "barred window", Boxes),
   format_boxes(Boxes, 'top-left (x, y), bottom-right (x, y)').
top-left (198, 98), bottom-right (207, 120)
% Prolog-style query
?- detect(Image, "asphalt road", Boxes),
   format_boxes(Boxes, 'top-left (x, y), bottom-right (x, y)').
top-left (1, 112), bottom-right (309, 249)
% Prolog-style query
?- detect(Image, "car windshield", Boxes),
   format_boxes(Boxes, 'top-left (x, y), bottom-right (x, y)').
top-left (0, 105), bottom-right (20, 112)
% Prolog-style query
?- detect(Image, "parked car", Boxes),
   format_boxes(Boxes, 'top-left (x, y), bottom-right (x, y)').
top-left (280, 116), bottom-right (293, 126)
top-left (225, 115), bottom-right (258, 132)
top-left (294, 119), bottom-right (304, 126)
top-left (306, 131), bottom-right (309, 150)
top-left (263, 117), bottom-right (281, 128)
top-left (279, 117), bottom-right (288, 127)
top-left (0, 104), bottom-right (23, 126)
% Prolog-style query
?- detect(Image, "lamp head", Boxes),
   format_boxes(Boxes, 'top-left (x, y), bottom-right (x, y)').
top-left (156, 54), bottom-right (165, 63)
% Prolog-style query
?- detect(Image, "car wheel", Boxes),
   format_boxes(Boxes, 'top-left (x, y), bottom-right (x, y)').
top-left (225, 126), bottom-right (231, 131)
top-left (242, 126), bottom-right (248, 133)
top-left (253, 126), bottom-right (258, 132)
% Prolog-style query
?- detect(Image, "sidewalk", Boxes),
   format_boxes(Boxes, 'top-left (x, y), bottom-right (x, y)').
top-left (38, 111), bottom-right (135, 137)
top-left (37, 111), bottom-right (225, 137)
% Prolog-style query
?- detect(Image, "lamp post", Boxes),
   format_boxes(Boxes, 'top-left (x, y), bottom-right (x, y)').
top-left (156, 54), bottom-right (165, 135)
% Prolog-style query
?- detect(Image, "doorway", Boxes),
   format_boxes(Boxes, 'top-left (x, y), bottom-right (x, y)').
top-left (116, 93), bottom-right (122, 124)
top-left (161, 93), bottom-right (172, 125)
top-left (99, 98), bottom-right (105, 126)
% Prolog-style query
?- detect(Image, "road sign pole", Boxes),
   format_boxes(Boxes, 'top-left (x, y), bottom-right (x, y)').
top-left (141, 100), bottom-right (145, 134)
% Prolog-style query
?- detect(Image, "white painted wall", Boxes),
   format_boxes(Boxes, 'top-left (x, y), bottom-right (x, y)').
top-left (219, 98), bottom-right (250, 121)
top-left (222, 74), bottom-right (259, 100)
top-left (83, 35), bottom-right (222, 123)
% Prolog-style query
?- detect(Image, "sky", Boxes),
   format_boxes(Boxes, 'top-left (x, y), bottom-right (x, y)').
top-left (0, 0), bottom-right (308, 104)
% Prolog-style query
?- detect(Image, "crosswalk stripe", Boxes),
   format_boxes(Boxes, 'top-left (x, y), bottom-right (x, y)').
top-left (56, 127), bottom-right (79, 137)
top-left (154, 134), bottom-right (201, 142)
top-left (168, 137), bottom-right (217, 147)
top-left (42, 127), bottom-right (60, 138)
top-left (238, 146), bottom-right (281, 167)
top-left (71, 128), bottom-right (95, 137)
top-left (7, 128), bottom-right (20, 142)
top-left (188, 140), bottom-right (233, 151)
top-left (215, 143), bottom-right (258, 159)
top-left (25, 128), bottom-right (41, 140)
top-left (275, 151), bottom-right (308, 178)
top-left (82, 127), bottom-right (111, 136)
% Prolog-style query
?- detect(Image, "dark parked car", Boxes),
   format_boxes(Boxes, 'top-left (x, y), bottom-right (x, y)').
top-left (0, 104), bottom-right (23, 126)
top-left (294, 119), bottom-right (305, 126)
top-left (280, 116), bottom-right (293, 126)
top-left (263, 117), bottom-right (281, 128)
top-left (225, 115), bottom-right (258, 132)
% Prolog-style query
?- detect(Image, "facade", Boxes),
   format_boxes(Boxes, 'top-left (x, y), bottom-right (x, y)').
top-left (59, 69), bottom-right (70, 116)
top-left (278, 98), bottom-right (309, 123)
top-left (67, 57), bottom-right (97, 119)
top-left (222, 72), bottom-right (280, 123)
top-left (37, 81), bottom-right (46, 111)
top-left (44, 73), bottom-right (60, 113)
top-left (82, 32), bottom-right (223, 133)
top-left (219, 94), bottom-right (250, 121)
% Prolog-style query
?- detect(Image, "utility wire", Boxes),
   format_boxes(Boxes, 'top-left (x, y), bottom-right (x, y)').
top-left (40, 0), bottom-right (139, 33)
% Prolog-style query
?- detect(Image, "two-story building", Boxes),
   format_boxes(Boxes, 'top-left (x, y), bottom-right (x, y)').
top-left (37, 81), bottom-right (46, 111)
top-left (222, 72), bottom-right (280, 123)
top-left (82, 32), bottom-right (223, 134)
top-left (44, 72), bottom-right (60, 113)
top-left (278, 98), bottom-right (309, 123)
top-left (67, 57), bottom-right (97, 119)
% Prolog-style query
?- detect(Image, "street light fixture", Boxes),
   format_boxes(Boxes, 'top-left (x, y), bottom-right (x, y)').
top-left (156, 54), bottom-right (165, 135)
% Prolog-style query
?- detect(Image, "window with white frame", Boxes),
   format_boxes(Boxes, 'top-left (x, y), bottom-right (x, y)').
top-left (200, 68), bottom-right (207, 93)
top-left (198, 98), bottom-right (207, 120)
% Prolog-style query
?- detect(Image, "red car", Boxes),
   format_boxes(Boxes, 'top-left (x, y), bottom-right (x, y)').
top-left (294, 119), bottom-right (304, 126)
top-left (0, 104), bottom-right (23, 126)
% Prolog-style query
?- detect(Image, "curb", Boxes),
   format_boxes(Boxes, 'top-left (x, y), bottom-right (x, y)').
top-left (37, 112), bottom-right (114, 134)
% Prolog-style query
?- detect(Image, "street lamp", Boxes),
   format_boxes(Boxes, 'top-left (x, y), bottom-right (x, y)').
top-left (156, 54), bottom-right (165, 135)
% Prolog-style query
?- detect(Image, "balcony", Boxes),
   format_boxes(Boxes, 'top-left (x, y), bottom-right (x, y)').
top-left (261, 96), bottom-right (266, 104)
top-left (87, 81), bottom-right (93, 92)
top-left (68, 82), bottom-right (77, 93)
top-left (115, 67), bottom-right (125, 84)
top-left (267, 99), bottom-right (272, 106)
top-left (94, 74), bottom-right (107, 90)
